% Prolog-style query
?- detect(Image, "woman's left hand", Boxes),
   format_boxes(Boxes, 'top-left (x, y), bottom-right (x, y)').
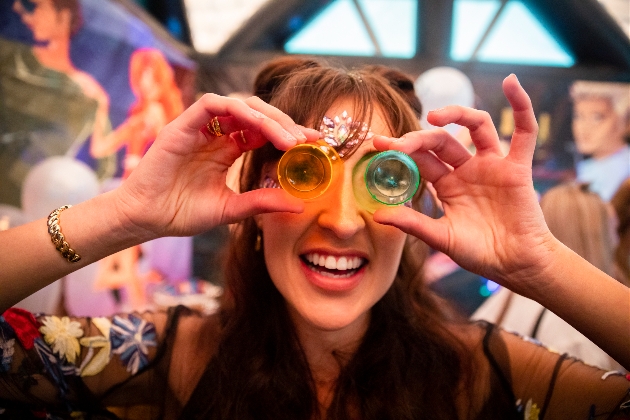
top-left (372, 74), bottom-right (558, 294)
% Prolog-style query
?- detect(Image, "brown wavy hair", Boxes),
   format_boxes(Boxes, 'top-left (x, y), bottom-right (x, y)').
top-left (540, 183), bottom-right (616, 277)
top-left (191, 63), bottom-right (471, 419)
top-left (611, 179), bottom-right (630, 285)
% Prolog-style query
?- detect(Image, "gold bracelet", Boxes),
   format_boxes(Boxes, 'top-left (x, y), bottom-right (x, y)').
top-left (47, 205), bottom-right (81, 263)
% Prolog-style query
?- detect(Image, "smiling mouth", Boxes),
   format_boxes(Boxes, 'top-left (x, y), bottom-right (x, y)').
top-left (301, 252), bottom-right (367, 278)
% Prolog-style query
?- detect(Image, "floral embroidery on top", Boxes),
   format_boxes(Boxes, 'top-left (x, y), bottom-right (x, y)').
top-left (78, 317), bottom-right (112, 377)
top-left (524, 399), bottom-right (540, 420)
top-left (515, 398), bottom-right (540, 420)
top-left (110, 314), bottom-right (157, 375)
top-left (39, 316), bottom-right (84, 364)
top-left (0, 338), bottom-right (15, 373)
top-left (34, 337), bottom-right (72, 397)
top-left (2, 308), bottom-right (41, 350)
top-left (0, 316), bottom-right (17, 372)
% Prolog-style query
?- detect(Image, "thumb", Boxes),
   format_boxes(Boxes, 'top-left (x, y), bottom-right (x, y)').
top-left (223, 189), bottom-right (304, 223)
top-left (373, 207), bottom-right (449, 252)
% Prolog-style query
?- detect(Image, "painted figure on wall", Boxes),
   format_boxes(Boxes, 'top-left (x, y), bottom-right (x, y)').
top-left (90, 48), bottom-right (184, 178)
top-left (91, 48), bottom-right (185, 310)
top-left (570, 80), bottom-right (630, 201)
top-left (12, 0), bottom-right (110, 140)
top-left (0, 0), bottom-right (111, 207)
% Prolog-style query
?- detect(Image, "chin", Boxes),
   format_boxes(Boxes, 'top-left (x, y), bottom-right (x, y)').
top-left (299, 305), bottom-right (367, 332)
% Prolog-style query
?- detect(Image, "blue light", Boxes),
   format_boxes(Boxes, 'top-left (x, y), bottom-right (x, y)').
top-left (486, 280), bottom-right (500, 292)
top-left (450, 0), bottom-right (574, 67)
top-left (285, 0), bottom-right (375, 56)
top-left (358, 0), bottom-right (417, 58)
top-left (166, 16), bottom-right (183, 40)
top-left (479, 284), bottom-right (492, 297)
top-left (288, 15), bottom-right (303, 31)
top-left (285, 0), bottom-right (417, 58)
top-left (451, 0), bottom-right (501, 61)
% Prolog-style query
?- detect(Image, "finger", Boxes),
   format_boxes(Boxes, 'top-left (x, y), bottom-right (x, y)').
top-left (245, 96), bottom-right (321, 142)
top-left (223, 189), bottom-right (304, 223)
top-left (373, 206), bottom-right (450, 252)
top-left (410, 151), bottom-right (452, 184)
top-left (427, 106), bottom-right (501, 155)
top-left (502, 74), bottom-right (538, 164)
top-left (178, 94), bottom-right (301, 151)
top-left (374, 129), bottom-right (472, 169)
top-left (372, 134), bottom-right (454, 183)
top-left (228, 129), bottom-right (266, 153)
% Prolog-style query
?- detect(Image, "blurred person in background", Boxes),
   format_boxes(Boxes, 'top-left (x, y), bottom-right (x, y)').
top-left (570, 80), bottom-right (630, 201)
top-left (611, 178), bottom-right (630, 286)
top-left (473, 182), bottom-right (625, 371)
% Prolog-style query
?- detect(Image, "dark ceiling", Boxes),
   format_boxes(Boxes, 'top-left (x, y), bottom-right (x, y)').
top-left (138, 0), bottom-right (630, 82)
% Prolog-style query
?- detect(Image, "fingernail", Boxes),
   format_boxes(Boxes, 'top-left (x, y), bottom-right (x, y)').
top-left (290, 125), bottom-right (307, 141)
top-left (250, 109), bottom-right (266, 119)
top-left (282, 128), bottom-right (297, 143)
top-left (431, 107), bottom-right (446, 113)
top-left (391, 137), bottom-right (404, 143)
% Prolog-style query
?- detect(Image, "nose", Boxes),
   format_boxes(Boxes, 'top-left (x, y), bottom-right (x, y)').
top-left (316, 167), bottom-right (365, 239)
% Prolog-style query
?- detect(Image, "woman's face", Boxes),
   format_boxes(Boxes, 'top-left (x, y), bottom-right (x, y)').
top-left (259, 99), bottom-right (407, 335)
top-left (13, 0), bottom-right (70, 42)
top-left (138, 66), bottom-right (161, 101)
top-left (572, 97), bottom-right (625, 159)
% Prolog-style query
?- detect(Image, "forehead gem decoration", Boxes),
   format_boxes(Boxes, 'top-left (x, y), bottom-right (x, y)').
top-left (319, 111), bottom-right (372, 159)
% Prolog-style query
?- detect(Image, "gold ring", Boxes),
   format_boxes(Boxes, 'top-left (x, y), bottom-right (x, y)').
top-left (239, 130), bottom-right (247, 144)
top-left (207, 116), bottom-right (224, 137)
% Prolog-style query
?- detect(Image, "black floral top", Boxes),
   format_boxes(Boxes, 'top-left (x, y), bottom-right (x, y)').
top-left (0, 306), bottom-right (628, 419)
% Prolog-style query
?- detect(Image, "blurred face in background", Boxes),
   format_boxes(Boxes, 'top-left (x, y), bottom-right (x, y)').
top-left (13, 0), bottom-right (71, 42)
top-left (572, 97), bottom-right (626, 159)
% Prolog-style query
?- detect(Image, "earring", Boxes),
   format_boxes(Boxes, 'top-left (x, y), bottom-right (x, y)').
top-left (255, 231), bottom-right (262, 252)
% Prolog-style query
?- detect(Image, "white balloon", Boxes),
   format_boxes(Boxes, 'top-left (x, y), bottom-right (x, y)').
top-left (17, 156), bottom-right (100, 315)
top-left (414, 67), bottom-right (475, 136)
top-left (21, 156), bottom-right (100, 221)
top-left (0, 204), bottom-right (28, 229)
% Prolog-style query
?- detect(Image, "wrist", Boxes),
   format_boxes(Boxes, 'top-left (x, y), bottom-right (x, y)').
top-left (499, 232), bottom-right (564, 300)
top-left (109, 188), bottom-right (161, 246)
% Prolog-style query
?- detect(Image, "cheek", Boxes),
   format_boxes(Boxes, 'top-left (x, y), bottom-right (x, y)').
top-left (260, 213), bottom-right (302, 264)
top-left (373, 226), bottom-right (407, 274)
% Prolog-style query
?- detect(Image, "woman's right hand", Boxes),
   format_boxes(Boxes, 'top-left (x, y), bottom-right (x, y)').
top-left (372, 75), bottom-right (557, 296)
top-left (112, 94), bottom-right (320, 240)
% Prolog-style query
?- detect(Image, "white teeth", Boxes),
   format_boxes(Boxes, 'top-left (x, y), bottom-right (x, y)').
top-left (325, 256), bottom-right (336, 269)
top-left (304, 253), bottom-right (364, 271)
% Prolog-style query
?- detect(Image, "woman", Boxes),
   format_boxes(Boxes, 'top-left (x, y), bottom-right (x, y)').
top-left (0, 63), bottom-right (629, 419)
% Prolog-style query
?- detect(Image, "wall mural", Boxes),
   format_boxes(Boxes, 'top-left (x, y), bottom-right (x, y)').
top-left (0, 0), bottom-right (202, 316)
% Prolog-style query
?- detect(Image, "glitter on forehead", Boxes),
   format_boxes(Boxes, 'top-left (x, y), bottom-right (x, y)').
top-left (319, 111), bottom-right (373, 159)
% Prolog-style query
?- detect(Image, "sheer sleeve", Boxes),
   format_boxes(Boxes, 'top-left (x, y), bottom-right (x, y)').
top-left (0, 305), bottom-right (213, 419)
top-left (479, 321), bottom-right (630, 419)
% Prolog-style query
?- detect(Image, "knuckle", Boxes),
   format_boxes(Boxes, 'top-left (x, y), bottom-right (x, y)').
top-left (245, 96), bottom-right (264, 107)
top-left (200, 93), bottom-right (219, 105)
top-left (478, 110), bottom-right (492, 122)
